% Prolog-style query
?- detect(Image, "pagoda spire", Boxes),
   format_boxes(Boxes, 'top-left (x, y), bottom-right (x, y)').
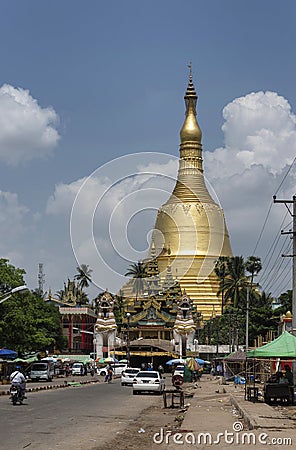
top-left (167, 66), bottom-right (214, 204)
top-left (180, 63), bottom-right (202, 146)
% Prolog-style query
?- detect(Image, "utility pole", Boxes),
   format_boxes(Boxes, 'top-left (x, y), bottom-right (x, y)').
top-left (246, 285), bottom-right (250, 352)
top-left (273, 195), bottom-right (296, 337)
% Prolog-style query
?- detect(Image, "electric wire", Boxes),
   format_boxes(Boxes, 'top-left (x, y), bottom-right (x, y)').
top-left (251, 156), bottom-right (296, 285)
top-left (264, 245), bottom-right (292, 292)
top-left (260, 214), bottom-right (291, 269)
top-left (273, 155), bottom-right (296, 197)
top-left (272, 267), bottom-right (292, 298)
top-left (259, 234), bottom-right (291, 287)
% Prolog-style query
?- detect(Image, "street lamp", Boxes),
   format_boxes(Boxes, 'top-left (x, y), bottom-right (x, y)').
top-left (0, 285), bottom-right (28, 304)
top-left (126, 313), bottom-right (131, 367)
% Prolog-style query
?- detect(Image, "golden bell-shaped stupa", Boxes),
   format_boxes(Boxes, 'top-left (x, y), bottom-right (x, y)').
top-left (150, 68), bottom-right (232, 319)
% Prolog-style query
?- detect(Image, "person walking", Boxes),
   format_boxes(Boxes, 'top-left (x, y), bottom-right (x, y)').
top-left (104, 364), bottom-right (113, 382)
top-left (158, 365), bottom-right (164, 376)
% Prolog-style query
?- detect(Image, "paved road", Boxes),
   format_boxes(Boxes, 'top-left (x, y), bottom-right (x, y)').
top-left (0, 378), bottom-right (160, 450)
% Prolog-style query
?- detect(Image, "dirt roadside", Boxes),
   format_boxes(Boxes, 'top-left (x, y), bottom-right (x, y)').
top-left (102, 397), bottom-right (186, 450)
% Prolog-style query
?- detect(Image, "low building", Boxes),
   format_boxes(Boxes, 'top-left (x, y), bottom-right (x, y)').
top-left (59, 306), bottom-right (97, 354)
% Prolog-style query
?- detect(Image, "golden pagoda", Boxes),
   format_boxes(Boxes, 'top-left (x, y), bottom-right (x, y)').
top-left (150, 67), bottom-right (232, 320)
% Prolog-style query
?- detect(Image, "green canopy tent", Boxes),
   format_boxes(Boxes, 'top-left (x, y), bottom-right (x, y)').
top-left (245, 332), bottom-right (296, 402)
top-left (246, 332), bottom-right (296, 358)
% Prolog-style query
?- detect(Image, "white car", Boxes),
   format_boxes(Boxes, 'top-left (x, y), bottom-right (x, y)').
top-left (121, 368), bottom-right (141, 386)
top-left (71, 362), bottom-right (84, 375)
top-left (132, 370), bottom-right (165, 395)
top-left (97, 363), bottom-right (127, 377)
top-left (173, 365), bottom-right (185, 377)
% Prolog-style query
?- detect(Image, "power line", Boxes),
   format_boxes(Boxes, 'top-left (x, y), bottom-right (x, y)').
top-left (252, 156), bottom-right (296, 256)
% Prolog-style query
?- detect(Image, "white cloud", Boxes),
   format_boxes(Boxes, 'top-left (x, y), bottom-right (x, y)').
top-left (205, 91), bottom-right (296, 179)
top-left (0, 190), bottom-right (28, 236)
top-left (204, 91), bottom-right (296, 295)
top-left (0, 190), bottom-right (29, 271)
top-left (0, 84), bottom-right (60, 165)
top-left (45, 154), bottom-right (178, 291)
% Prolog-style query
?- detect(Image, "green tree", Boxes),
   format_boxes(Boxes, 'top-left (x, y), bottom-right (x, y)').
top-left (214, 256), bottom-right (229, 313)
top-left (248, 291), bottom-right (278, 344)
top-left (273, 290), bottom-right (292, 317)
top-left (74, 264), bottom-right (93, 289)
top-left (245, 256), bottom-right (262, 287)
top-left (218, 256), bottom-right (248, 308)
top-left (113, 290), bottom-right (127, 330)
top-left (125, 261), bottom-right (148, 301)
top-left (0, 258), bottom-right (25, 293)
top-left (0, 259), bottom-right (66, 353)
top-left (0, 292), bottom-right (66, 353)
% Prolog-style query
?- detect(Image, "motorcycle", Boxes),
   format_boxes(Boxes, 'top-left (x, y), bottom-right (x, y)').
top-left (10, 384), bottom-right (24, 405)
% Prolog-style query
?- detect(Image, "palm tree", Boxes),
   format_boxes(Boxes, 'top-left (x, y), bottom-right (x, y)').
top-left (125, 261), bottom-right (148, 301)
top-left (214, 256), bottom-right (229, 313)
top-left (219, 256), bottom-right (248, 309)
top-left (245, 256), bottom-right (262, 288)
top-left (74, 264), bottom-right (93, 289)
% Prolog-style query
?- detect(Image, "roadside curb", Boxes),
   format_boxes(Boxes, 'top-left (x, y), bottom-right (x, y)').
top-left (230, 394), bottom-right (256, 429)
top-left (1, 378), bottom-right (101, 396)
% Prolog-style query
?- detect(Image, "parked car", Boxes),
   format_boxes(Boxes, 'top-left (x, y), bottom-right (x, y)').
top-left (121, 368), bottom-right (141, 386)
top-left (97, 363), bottom-right (127, 377)
top-left (173, 365), bottom-right (185, 377)
top-left (132, 370), bottom-right (165, 395)
top-left (71, 362), bottom-right (84, 375)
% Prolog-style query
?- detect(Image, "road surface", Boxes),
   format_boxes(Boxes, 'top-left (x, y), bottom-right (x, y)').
top-left (0, 378), bottom-right (160, 450)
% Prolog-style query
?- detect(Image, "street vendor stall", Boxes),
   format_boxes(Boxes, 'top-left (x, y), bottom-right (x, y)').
top-left (246, 331), bottom-right (296, 404)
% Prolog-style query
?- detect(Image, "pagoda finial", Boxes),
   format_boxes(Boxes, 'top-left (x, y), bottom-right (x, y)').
top-left (188, 61), bottom-right (193, 80)
top-left (180, 65), bottom-right (202, 145)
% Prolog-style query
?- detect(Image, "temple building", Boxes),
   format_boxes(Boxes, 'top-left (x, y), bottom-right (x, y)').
top-left (121, 69), bottom-right (232, 320)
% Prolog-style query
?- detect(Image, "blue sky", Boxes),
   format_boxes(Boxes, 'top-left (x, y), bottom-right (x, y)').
top-left (0, 1), bottom-right (296, 299)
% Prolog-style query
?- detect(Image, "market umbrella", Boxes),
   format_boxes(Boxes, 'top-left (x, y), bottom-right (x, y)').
top-left (0, 348), bottom-right (17, 358)
top-left (41, 357), bottom-right (57, 363)
top-left (166, 358), bottom-right (185, 365)
top-left (195, 358), bottom-right (206, 365)
top-left (187, 358), bottom-right (199, 371)
top-left (96, 357), bottom-right (118, 363)
top-left (104, 357), bottom-right (118, 363)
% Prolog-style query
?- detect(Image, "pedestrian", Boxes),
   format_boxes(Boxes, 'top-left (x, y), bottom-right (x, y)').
top-left (65, 364), bottom-right (70, 377)
top-left (158, 365), bottom-right (164, 376)
top-left (104, 364), bottom-right (113, 382)
top-left (283, 365), bottom-right (293, 385)
top-left (107, 365), bottom-right (113, 383)
top-left (216, 364), bottom-right (222, 376)
top-left (277, 371), bottom-right (288, 384)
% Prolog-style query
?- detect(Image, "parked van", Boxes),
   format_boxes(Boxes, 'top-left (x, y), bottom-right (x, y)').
top-left (71, 362), bottom-right (84, 375)
top-left (97, 363), bottom-right (127, 377)
top-left (29, 361), bottom-right (55, 381)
